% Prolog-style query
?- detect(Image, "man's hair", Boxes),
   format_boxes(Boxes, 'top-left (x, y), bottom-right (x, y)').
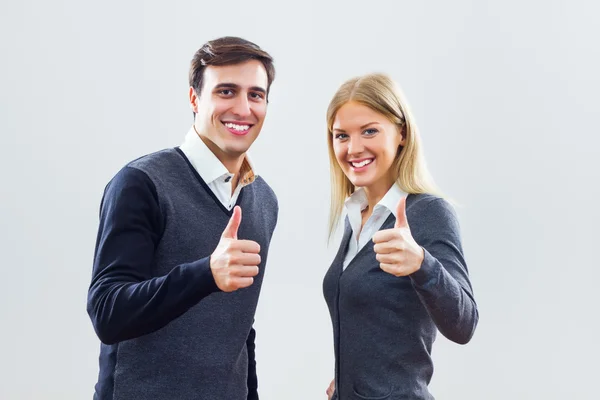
top-left (189, 36), bottom-right (275, 100)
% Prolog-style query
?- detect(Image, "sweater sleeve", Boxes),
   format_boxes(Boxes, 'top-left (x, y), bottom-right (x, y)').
top-left (409, 198), bottom-right (479, 344)
top-left (246, 325), bottom-right (258, 400)
top-left (87, 166), bottom-right (220, 345)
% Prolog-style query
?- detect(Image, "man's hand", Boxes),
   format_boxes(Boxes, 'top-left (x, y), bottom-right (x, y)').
top-left (210, 206), bottom-right (261, 292)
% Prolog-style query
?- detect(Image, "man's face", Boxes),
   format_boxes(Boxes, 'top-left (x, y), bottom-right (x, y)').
top-left (190, 60), bottom-right (269, 160)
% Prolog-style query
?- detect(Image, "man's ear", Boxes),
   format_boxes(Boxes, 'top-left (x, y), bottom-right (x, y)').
top-left (189, 87), bottom-right (199, 114)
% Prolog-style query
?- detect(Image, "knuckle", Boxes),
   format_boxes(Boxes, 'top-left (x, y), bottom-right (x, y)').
top-left (224, 277), bottom-right (232, 289)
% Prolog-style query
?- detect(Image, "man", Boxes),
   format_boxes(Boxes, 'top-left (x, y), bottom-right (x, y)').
top-left (87, 36), bottom-right (278, 400)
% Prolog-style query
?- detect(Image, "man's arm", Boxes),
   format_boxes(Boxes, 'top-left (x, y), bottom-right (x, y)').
top-left (87, 166), bottom-right (220, 345)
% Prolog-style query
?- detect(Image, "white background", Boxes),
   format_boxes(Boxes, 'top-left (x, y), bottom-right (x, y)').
top-left (1, 0), bottom-right (598, 399)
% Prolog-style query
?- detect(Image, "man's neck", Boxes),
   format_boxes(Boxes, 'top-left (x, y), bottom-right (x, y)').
top-left (195, 131), bottom-right (245, 173)
top-left (195, 132), bottom-right (246, 195)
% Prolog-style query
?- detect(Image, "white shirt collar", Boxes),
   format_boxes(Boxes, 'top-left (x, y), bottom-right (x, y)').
top-left (343, 182), bottom-right (406, 244)
top-left (344, 183), bottom-right (406, 218)
top-left (179, 126), bottom-right (258, 185)
top-left (378, 183), bottom-right (405, 218)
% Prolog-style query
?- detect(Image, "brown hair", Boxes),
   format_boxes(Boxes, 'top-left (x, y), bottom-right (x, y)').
top-left (189, 36), bottom-right (275, 100)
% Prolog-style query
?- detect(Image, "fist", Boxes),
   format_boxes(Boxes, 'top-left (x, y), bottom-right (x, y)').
top-left (210, 206), bottom-right (261, 292)
top-left (372, 196), bottom-right (424, 277)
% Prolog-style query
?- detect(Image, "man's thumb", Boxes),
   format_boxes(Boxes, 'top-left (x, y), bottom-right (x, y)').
top-left (222, 206), bottom-right (242, 239)
top-left (394, 196), bottom-right (409, 228)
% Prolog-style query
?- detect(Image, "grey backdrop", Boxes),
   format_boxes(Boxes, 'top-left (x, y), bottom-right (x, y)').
top-left (1, 0), bottom-right (598, 399)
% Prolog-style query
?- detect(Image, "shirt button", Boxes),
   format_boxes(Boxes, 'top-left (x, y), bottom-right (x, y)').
top-left (224, 176), bottom-right (231, 182)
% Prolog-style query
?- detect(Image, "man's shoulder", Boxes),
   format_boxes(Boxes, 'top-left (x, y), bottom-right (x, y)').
top-left (103, 147), bottom-right (186, 196)
top-left (126, 147), bottom-right (182, 172)
top-left (252, 176), bottom-right (278, 202)
top-left (246, 176), bottom-right (279, 224)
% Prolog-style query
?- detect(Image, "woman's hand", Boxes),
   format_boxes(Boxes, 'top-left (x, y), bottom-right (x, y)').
top-left (326, 378), bottom-right (335, 399)
top-left (373, 197), bottom-right (424, 276)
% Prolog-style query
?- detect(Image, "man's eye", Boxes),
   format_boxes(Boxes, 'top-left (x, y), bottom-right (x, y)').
top-left (219, 89), bottom-right (234, 96)
top-left (250, 92), bottom-right (264, 100)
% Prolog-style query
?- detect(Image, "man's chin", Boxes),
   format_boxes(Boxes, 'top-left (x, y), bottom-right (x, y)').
top-left (224, 137), bottom-right (257, 154)
top-left (222, 144), bottom-right (250, 158)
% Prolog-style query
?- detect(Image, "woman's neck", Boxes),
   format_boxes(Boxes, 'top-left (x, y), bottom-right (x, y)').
top-left (363, 179), bottom-right (395, 214)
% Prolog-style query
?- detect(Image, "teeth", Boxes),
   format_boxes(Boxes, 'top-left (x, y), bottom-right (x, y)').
top-left (224, 123), bottom-right (250, 131)
top-left (351, 159), bottom-right (373, 168)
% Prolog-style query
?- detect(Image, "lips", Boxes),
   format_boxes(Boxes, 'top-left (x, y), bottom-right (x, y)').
top-left (348, 158), bottom-right (374, 171)
top-left (223, 121), bottom-right (253, 136)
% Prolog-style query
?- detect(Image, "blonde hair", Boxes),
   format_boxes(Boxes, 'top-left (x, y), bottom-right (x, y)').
top-left (327, 73), bottom-right (442, 238)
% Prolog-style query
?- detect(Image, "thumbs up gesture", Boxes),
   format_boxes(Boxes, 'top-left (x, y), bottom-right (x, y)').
top-left (372, 197), bottom-right (425, 277)
top-left (210, 206), bottom-right (261, 292)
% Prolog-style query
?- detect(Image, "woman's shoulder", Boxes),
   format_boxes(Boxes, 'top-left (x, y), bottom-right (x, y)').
top-left (407, 192), bottom-right (448, 209)
top-left (406, 193), bottom-right (458, 224)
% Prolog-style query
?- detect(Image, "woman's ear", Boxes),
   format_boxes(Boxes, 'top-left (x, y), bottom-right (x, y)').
top-left (398, 124), bottom-right (407, 146)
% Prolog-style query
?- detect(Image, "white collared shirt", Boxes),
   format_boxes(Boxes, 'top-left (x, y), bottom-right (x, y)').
top-left (179, 127), bottom-right (257, 210)
top-left (343, 183), bottom-right (406, 269)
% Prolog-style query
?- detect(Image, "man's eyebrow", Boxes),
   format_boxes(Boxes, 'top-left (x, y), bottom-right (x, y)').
top-left (214, 83), bottom-right (266, 94)
top-left (249, 86), bottom-right (266, 94)
top-left (214, 83), bottom-right (241, 90)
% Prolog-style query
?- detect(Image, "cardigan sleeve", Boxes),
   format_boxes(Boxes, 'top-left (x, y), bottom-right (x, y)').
top-left (87, 166), bottom-right (220, 345)
top-left (409, 198), bottom-right (479, 344)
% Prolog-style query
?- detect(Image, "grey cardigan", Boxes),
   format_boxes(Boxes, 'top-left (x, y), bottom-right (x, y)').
top-left (323, 193), bottom-right (478, 400)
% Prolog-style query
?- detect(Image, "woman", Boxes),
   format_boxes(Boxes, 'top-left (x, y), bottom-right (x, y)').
top-left (322, 73), bottom-right (478, 400)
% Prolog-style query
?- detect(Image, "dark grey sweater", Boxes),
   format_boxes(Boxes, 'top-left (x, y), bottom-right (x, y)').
top-left (87, 148), bottom-right (278, 400)
top-left (323, 194), bottom-right (478, 400)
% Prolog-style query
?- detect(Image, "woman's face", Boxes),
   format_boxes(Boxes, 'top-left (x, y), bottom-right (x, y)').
top-left (332, 101), bottom-right (405, 194)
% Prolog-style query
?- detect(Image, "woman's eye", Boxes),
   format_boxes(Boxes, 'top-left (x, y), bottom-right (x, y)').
top-left (335, 133), bottom-right (348, 140)
top-left (364, 128), bottom-right (378, 136)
